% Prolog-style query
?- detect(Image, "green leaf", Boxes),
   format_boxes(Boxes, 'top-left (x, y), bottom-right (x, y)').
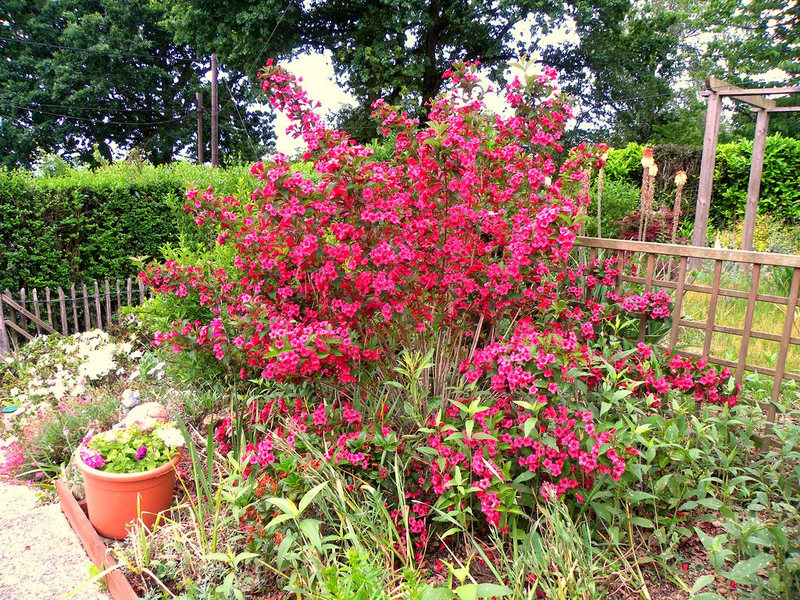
top-left (474, 583), bottom-right (513, 597)
top-left (298, 518), bottom-right (323, 551)
top-left (627, 490), bottom-right (656, 503)
top-left (455, 584), bottom-right (477, 600)
top-left (630, 516), bottom-right (655, 529)
top-left (265, 512), bottom-right (295, 529)
top-left (422, 588), bottom-right (456, 600)
top-left (265, 497), bottom-right (299, 518)
top-left (691, 574), bottom-right (716, 594)
top-left (298, 481), bottom-right (328, 513)
top-left (725, 554), bottom-right (772, 583)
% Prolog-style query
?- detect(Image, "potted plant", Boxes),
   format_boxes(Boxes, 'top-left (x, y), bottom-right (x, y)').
top-left (76, 421), bottom-right (184, 539)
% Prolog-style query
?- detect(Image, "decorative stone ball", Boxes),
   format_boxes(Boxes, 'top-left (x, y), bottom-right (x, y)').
top-left (115, 402), bottom-right (169, 430)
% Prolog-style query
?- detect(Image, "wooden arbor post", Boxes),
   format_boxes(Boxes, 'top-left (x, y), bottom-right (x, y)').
top-left (691, 77), bottom-right (800, 254)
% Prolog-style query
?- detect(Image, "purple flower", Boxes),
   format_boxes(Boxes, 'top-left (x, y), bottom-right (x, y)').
top-left (135, 445), bottom-right (147, 461)
top-left (80, 446), bottom-right (106, 470)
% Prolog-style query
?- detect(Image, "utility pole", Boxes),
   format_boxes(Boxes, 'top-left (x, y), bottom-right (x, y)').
top-left (196, 91), bottom-right (204, 165)
top-left (211, 53), bottom-right (219, 167)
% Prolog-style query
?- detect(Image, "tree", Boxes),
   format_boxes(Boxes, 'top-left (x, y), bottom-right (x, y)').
top-left (159, 0), bottom-right (588, 139)
top-left (160, 0), bottom-right (709, 145)
top-left (541, 1), bottom-right (705, 144)
top-left (0, 0), bottom-right (274, 168)
top-left (703, 0), bottom-right (799, 138)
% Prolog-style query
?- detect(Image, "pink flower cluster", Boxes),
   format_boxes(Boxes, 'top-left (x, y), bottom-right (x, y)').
top-left (142, 60), bottom-right (607, 387)
top-left (419, 396), bottom-right (631, 528)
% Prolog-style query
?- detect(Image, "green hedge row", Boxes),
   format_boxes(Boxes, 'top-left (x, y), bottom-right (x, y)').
top-left (0, 163), bottom-right (256, 291)
top-left (604, 134), bottom-right (800, 226)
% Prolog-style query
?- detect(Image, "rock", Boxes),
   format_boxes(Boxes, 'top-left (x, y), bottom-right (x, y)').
top-left (120, 389), bottom-right (141, 412)
top-left (115, 402), bottom-right (168, 430)
top-left (200, 412), bottom-right (226, 436)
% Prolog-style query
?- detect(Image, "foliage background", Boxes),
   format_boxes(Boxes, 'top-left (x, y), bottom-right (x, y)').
top-left (0, 163), bottom-right (255, 291)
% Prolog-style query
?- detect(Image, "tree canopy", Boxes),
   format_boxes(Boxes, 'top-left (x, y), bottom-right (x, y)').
top-left (0, 0), bottom-right (274, 168)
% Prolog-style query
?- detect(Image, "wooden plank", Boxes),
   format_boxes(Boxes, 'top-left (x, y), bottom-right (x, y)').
top-left (620, 274), bottom-right (795, 306)
top-left (0, 294), bottom-right (57, 334)
top-left (742, 109), bottom-right (770, 251)
top-left (668, 257), bottom-right (688, 350)
top-left (702, 260), bottom-right (723, 359)
top-left (0, 298), bottom-right (10, 355)
top-left (4, 318), bottom-right (35, 341)
top-left (116, 279), bottom-right (121, 313)
top-left (44, 287), bottom-right (53, 329)
top-left (671, 349), bottom-right (800, 383)
top-left (676, 318), bottom-right (800, 345)
top-left (577, 237), bottom-right (800, 269)
top-left (104, 280), bottom-right (112, 326)
top-left (638, 253), bottom-right (656, 343)
top-left (691, 89), bottom-right (723, 252)
top-left (736, 264), bottom-right (761, 387)
top-left (768, 269), bottom-right (800, 425)
top-left (31, 288), bottom-right (42, 335)
top-left (4, 289), bottom-right (19, 349)
top-left (19, 288), bottom-right (29, 336)
top-left (93, 281), bottom-right (102, 329)
top-left (138, 280), bottom-right (144, 304)
top-left (82, 283), bottom-right (91, 331)
top-left (765, 106), bottom-right (800, 113)
top-left (705, 76), bottom-right (777, 109)
top-left (127, 278), bottom-right (132, 307)
top-left (56, 480), bottom-right (139, 600)
top-left (70, 284), bottom-right (79, 333)
top-left (58, 287), bottom-right (69, 335)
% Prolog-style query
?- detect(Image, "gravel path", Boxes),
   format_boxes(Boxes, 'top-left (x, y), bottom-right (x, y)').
top-left (0, 481), bottom-right (112, 600)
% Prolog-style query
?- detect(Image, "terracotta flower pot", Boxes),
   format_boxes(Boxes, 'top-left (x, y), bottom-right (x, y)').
top-left (76, 453), bottom-right (181, 539)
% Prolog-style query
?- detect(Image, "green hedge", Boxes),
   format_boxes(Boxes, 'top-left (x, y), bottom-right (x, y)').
top-left (0, 162), bottom-right (256, 291)
top-left (714, 134), bottom-right (800, 225)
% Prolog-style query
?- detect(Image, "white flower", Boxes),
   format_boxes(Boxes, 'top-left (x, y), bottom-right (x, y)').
top-left (156, 426), bottom-right (185, 448)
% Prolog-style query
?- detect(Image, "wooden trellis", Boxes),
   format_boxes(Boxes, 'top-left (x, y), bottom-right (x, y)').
top-left (691, 77), bottom-right (800, 253)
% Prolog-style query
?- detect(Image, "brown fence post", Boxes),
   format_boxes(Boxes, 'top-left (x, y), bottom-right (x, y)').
top-left (18, 288), bottom-right (28, 335)
top-left (104, 280), bottom-right (112, 327)
top-left (31, 288), bottom-right (41, 336)
top-left (82, 283), bottom-right (91, 331)
top-left (58, 287), bottom-right (69, 335)
top-left (44, 287), bottom-right (54, 330)
top-left (93, 281), bottom-right (102, 329)
top-left (0, 297), bottom-right (10, 355)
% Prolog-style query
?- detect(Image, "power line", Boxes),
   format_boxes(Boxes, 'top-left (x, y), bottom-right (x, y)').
top-left (0, 36), bottom-right (194, 63)
top-left (223, 78), bottom-right (259, 158)
top-left (7, 100), bottom-right (186, 114)
top-left (2, 103), bottom-right (195, 126)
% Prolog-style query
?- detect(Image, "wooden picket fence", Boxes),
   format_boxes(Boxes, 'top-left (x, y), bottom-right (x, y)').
top-left (0, 278), bottom-right (149, 355)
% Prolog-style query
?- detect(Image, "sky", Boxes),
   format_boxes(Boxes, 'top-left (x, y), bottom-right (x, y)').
top-left (271, 18), bottom-right (579, 156)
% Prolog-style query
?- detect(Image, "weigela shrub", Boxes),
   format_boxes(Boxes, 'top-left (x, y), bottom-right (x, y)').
top-left (142, 59), bottom-right (603, 388)
top-left (144, 59), bottom-right (738, 536)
